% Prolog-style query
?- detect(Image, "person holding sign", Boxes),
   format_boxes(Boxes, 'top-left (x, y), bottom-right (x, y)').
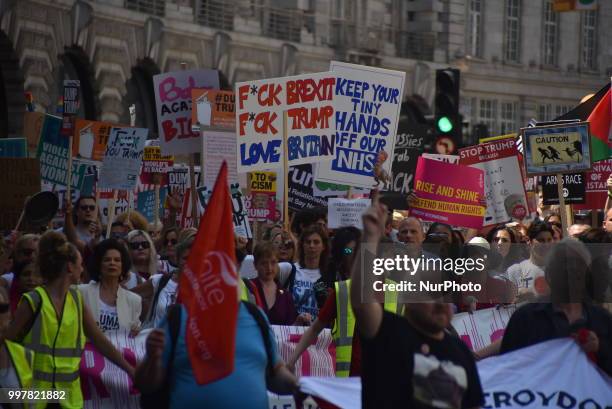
top-left (5, 231), bottom-right (135, 409)
top-left (350, 191), bottom-right (484, 409)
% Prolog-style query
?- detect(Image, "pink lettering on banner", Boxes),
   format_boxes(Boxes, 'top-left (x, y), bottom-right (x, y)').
top-left (158, 76), bottom-right (212, 103)
top-left (460, 335), bottom-right (474, 351)
top-left (490, 329), bottom-right (505, 343)
top-left (81, 343), bottom-right (111, 400)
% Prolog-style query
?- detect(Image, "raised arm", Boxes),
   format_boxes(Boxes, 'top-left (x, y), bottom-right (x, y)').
top-left (286, 318), bottom-right (326, 372)
top-left (350, 190), bottom-right (386, 339)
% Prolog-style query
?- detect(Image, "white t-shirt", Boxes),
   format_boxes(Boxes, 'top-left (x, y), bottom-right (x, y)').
top-left (122, 271), bottom-right (145, 290)
top-left (506, 259), bottom-right (545, 296)
top-left (279, 262), bottom-right (321, 318)
top-left (239, 255), bottom-right (258, 279)
top-left (147, 273), bottom-right (178, 328)
top-left (98, 300), bottom-right (120, 332)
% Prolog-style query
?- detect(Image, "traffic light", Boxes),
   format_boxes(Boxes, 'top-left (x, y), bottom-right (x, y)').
top-left (434, 68), bottom-right (461, 153)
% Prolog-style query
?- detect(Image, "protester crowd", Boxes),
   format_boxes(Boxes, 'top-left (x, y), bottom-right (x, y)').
top-left (0, 161), bottom-right (610, 409)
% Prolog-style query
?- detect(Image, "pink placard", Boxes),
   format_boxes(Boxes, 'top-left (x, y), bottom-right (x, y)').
top-left (410, 157), bottom-right (485, 229)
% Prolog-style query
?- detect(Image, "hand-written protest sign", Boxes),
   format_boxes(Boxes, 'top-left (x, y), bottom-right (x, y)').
top-left (197, 183), bottom-right (252, 238)
top-left (0, 158), bottom-right (40, 229)
top-left (36, 114), bottom-right (87, 189)
top-left (523, 122), bottom-right (591, 175)
top-left (203, 131), bottom-right (238, 188)
top-left (192, 90), bottom-right (235, 130)
top-left (316, 62), bottom-right (405, 188)
top-left (411, 158), bottom-right (485, 229)
top-left (459, 138), bottom-right (529, 225)
top-left (236, 72), bottom-right (336, 172)
top-left (154, 69), bottom-right (220, 155)
top-left (246, 171), bottom-right (278, 222)
top-left (451, 306), bottom-right (516, 351)
top-left (574, 159), bottom-right (612, 210)
top-left (72, 119), bottom-right (116, 161)
top-left (542, 173), bottom-right (586, 205)
top-left (288, 165), bottom-right (328, 211)
top-left (141, 146), bottom-right (174, 185)
top-left (328, 198), bottom-right (371, 230)
top-left (98, 128), bottom-right (147, 190)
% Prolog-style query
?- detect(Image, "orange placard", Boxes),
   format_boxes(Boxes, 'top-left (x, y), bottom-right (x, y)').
top-left (72, 119), bottom-right (116, 161)
top-left (191, 89), bottom-right (235, 130)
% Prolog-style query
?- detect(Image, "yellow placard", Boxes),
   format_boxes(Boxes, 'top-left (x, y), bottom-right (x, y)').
top-left (528, 131), bottom-right (583, 166)
top-left (413, 197), bottom-right (485, 217)
top-left (479, 133), bottom-right (517, 144)
top-left (248, 171), bottom-right (277, 193)
top-left (144, 146), bottom-right (174, 162)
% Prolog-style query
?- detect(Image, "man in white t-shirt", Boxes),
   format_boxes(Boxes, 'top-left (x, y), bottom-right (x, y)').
top-left (506, 222), bottom-right (554, 300)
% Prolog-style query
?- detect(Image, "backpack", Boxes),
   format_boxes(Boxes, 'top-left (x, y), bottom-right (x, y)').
top-left (139, 302), bottom-right (274, 409)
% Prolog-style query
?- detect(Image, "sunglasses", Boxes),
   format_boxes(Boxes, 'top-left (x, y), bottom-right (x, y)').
top-left (276, 240), bottom-right (294, 250)
top-left (165, 238), bottom-right (178, 246)
top-left (111, 232), bottom-right (127, 240)
top-left (0, 303), bottom-right (9, 313)
top-left (79, 205), bottom-right (96, 212)
top-left (129, 241), bottom-right (150, 250)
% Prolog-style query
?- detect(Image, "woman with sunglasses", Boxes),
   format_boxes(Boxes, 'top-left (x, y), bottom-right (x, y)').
top-left (6, 231), bottom-right (134, 409)
top-left (123, 230), bottom-right (164, 290)
top-left (271, 230), bottom-right (298, 263)
top-left (79, 239), bottom-right (142, 335)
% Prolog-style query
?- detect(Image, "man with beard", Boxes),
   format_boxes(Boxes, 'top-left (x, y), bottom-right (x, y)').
top-left (506, 222), bottom-right (554, 301)
top-left (351, 191), bottom-right (484, 409)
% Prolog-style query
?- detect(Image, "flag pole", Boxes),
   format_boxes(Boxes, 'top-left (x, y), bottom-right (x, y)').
top-left (181, 62), bottom-right (199, 228)
top-left (283, 111), bottom-right (289, 231)
top-left (556, 173), bottom-right (568, 233)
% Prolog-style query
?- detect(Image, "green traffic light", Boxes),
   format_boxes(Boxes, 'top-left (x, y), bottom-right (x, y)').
top-left (437, 116), bottom-right (453, 133)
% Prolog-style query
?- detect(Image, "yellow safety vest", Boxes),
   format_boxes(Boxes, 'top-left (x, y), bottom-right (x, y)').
top-left (5, 340), bottom-right (34, 389)
top-left (239, 279), bottom-right (258, 304)
top-left (22, 287), bottom-right (85, 409)
top-left (332, 279), bottom-right (402, 377)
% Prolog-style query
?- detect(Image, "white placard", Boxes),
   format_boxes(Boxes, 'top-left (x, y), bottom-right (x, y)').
top-left (327, 198), bottom-right (371, 229)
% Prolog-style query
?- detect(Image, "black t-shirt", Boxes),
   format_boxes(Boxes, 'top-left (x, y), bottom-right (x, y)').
top-left (361, 311), bottom-right (484, 409)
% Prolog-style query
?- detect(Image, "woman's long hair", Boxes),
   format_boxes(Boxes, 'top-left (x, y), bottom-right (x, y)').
top-left (298, 225), bottom-right (329, 273)
top-left (127, 230), bottom-right (158, 277)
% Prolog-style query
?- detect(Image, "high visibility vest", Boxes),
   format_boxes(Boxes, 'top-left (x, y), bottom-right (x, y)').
top-left (22, 287), bottom-right (85, 409)
top-left (332, 279), bottom-right (403, 377)
top-left (239, 279), bottom-right (260, 305)
top-left (5, 340), bottom-right (34, 389)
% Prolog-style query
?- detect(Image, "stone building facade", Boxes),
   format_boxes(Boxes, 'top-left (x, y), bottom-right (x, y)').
top-left (0, 0), bottom-right (610, 141)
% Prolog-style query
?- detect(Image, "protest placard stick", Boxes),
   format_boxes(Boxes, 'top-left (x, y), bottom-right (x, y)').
top-left (105, 190), bottom-right (118, 238)
top-left (556, 173), bottom-right (569, 233)
top-left (154, 184), bottom-right (160, 224)
top-left (127, 190), bottom-right (132, 220)
top-left (180, 62), bottom-right (199, 228)
top-left (283, 111), bottom-right (289, 231)
top-left (66, 132), bottom-right (73, 202)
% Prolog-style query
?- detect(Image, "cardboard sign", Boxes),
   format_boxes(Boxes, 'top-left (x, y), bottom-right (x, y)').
top-left (141, 146), bottom-right (173, 185)
top-left (168, 165), bottom-right (202, 226)
top-left (154, 69), bottom-right (220, 155)
top-left (136, 188), bottom-right (168, 222)
top-left (0, 138), bottom-right (27, 157)
top-left (191, 89), bottom-right (235, 130)
top-left (411, 158), bottom-right (485, 229)
top-left (246, 171), bottom-right (278, 222)
top-left (287, 165), bottom-right (328, 211)
top-left (574, 159), bottom-right (612, 210)
top-left (202, 131), bottom-right (238, 188)
top-left (197, 183), bottom-right (252, 239)
top-left (37, 115), bottom-right (87, 189)
top-left (316, 62), bottom-right (405, 188)
top-left (235, 72), bottom-right (336, 172)
top-left (542, 173), bottom-right (586, 205)
top-left (522, 122), bottom-right (591, 175)
top-left (23, 111), bottom-right (45, 154)
top-left (98, 128), bottom-right (147, 190)
top-left (459, 138), bottom-right (529, 225)
top-left (0, 158), bottom-right (40, 229)
top-left (72, 119), bottom-right (116, 161)
top-left (327, 198), bottom-right (371, 229)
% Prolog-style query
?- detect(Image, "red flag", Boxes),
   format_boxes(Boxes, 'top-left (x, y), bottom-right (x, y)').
top-left (178, 161), bottom-right (238, 384)
top-left (587, 88), bottom-right (611, 162)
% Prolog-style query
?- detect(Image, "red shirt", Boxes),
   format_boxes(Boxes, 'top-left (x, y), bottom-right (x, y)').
top-left (318, 288), bottom-right (362, 376)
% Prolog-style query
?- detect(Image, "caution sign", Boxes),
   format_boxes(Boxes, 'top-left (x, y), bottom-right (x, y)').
top-left (522, 122), bottom-right (591, 176)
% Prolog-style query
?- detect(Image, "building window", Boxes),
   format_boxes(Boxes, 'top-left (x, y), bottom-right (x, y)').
top-left (504, 0), bottom-right (521, 63)
top-left (196, 0), bottom-right (235, 31)
top-left (467, 0), bottom-right (482, 57)
top-left (500, 102), bottom-right (517, 134)
top-left (479, 99), bottom-right (497, 135)
top-left (581, 10), bottom-right (597, 70)
top-left (538, 103), bottom-right (573, 121)
top-left (542, 0), bottom-right (558, 66)
top-left (125, 0), bottom-right (165, 17)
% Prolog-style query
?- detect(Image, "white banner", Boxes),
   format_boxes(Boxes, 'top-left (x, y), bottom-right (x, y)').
top-left (451, 306), bottom-right (516, 351)
top-left (98, 128), bottom-right (147, 190)
top-left (299, 340), bottom-right (612, 409)
top-left (271, 325), bottom-right (335, 377)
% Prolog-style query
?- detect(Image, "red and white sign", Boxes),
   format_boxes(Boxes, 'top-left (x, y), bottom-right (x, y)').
top-left (459, 138), bottom-right (528, 225)
top-left (574, 159), bottom-right (612, 210)
top-left (451, 305), bottom-right (516, 351)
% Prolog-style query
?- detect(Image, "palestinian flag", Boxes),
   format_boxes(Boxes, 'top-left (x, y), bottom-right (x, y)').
top-left (556, 82), bottom-right (611, 162)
